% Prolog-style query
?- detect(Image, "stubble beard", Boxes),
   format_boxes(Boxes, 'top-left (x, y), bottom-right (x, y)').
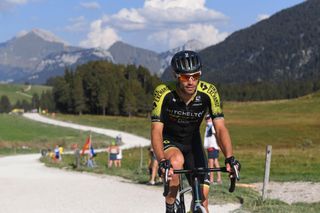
top-left (178, 81), bottom-right (197, 96)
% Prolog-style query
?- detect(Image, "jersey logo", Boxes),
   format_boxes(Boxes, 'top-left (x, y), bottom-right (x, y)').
top-left (163, 140), bottom-right (170, 144)
top-left (153, 102), bottom-right (157, 109)
top-left (200, 82), bottom-right (208, 91)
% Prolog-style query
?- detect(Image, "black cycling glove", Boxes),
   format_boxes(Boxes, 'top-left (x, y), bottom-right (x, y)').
top-left (158, 159), bottom-right (171, 176)
top-left (225, 156), bottom-right (241, 180)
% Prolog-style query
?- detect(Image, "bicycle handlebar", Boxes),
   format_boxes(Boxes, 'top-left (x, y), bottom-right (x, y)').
top-left (163, 166), bottom-right (239, 196)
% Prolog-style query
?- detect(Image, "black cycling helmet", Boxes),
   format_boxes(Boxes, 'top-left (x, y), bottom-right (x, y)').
top-left (171, 50), bottom-right (202, 74)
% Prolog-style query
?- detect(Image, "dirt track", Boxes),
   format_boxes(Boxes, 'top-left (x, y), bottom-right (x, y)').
top-left (0, 113), bottom-right (241, 213)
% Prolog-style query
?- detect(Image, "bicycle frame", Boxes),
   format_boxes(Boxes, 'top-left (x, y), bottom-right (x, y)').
top-left (163, 167), bottom-right (238, 213)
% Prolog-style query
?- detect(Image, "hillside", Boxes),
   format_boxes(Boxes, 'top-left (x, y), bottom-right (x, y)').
top-left (161, 0), bottom-right (320, 100)
top-left (200, 0), bottom-right (320, 84)
top-left (0, 84), bottom-right (51, 104)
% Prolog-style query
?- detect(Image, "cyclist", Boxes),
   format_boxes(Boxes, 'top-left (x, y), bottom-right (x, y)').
top-left (151, 50), bottom-right (240, 213)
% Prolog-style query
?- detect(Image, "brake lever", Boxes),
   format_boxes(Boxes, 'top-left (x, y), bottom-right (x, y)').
top-left (229, 164), bottom-right (240, 193)
top-left (162, 161), bottom-right (171, 197)
top-left (163, 169), bottom-right (170, 196)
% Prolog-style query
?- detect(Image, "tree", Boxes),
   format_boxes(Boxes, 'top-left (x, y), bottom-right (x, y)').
top-left (52, 76), bottom-right (71, 113)
top-left (0, 95), bottom-right (11, 113)
top-left (31, 93), bottom-right (40, 110)
top-left (40, 90), bottom-right (55, 113)
top-left (73, 73), bottom-right (86, 115)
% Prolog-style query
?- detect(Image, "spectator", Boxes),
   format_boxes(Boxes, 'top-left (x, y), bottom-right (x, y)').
top-left (107, 140), bottom-right (120, 168)
top-left (47, 148), bottom-right (55, 162)
top-left (54, 145), bottom-right (60, 162)
top-left (115, 134), bottom-right (123, 167)
top-left (204, 114), bottom-right (222, 184)
top-left (58, 145), bottom-right (64, 161)
top-left (147, 146), bottom-right (160, 185)
top-left (116, 134), bottom-right (122, 144)
top-left (87, 151), bottom-right (95, 168)
top-left (116, 148), bottom-right (122, 168)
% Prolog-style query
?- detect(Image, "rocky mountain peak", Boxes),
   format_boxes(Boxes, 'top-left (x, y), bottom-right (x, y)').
top-left (15, 29), bottom-right (67, 44)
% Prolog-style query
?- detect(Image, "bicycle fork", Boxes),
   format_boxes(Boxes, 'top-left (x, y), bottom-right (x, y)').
top-left (176, 174), bottom-right (188, 213)
top-left (191, 176), bottom-right (204, 212)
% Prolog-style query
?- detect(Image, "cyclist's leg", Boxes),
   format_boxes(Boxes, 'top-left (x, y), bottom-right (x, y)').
top-left (164, 145), bottom-right (185, 206)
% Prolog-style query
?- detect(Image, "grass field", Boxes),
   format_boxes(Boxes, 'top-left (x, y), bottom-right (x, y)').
top-left (50, 92), bottom-right (320, 183)
top-left (0, 83), bottom-right (51, 104)
top-left (0, 114), bottom-right (112, 155)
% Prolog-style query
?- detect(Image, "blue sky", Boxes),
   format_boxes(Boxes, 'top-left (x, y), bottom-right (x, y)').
top-left (0, 0), bottom-right (305, 53)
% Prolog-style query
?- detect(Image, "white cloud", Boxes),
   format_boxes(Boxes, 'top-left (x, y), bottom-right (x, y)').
top-left (257, 14), bottom-right (270, 22)
top-left (104, 0), bottom-right (226, 30)
top-left (82, 0), bottom-right (228, 50)
top-left (80, 2), bottom-right (100, 10)
top-left (79, 19), bottom-right (121, 49)
top-left (144, 0), bottom-right (205, 10)
top-left (110, 8), bottom-right (146, 30)
top-left (148, 24), bottom-right (228, 49)
top-left (142, 0), bottom-right (224, 23)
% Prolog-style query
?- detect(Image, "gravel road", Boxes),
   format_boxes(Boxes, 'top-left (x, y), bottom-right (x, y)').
top-left (0, 113), bottom-right (241, 213)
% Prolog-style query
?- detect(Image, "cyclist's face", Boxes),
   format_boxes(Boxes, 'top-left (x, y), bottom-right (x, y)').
top-left (177, 72), bottom-right (200, 95)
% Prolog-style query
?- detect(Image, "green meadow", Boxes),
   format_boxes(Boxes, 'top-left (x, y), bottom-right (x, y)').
top-left (0, 83), bottom-right (51, 104)
top-left (0, 114), bottom-right (112, 155)
top-left (49, 92), bottom-right (320, 182)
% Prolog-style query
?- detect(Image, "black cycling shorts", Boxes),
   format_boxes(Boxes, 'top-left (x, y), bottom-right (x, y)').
top-left (163, 132), bottom-right (210, 187)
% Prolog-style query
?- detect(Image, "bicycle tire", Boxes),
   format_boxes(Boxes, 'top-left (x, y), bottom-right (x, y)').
top-left (194, 205), bottom-right (207, 213)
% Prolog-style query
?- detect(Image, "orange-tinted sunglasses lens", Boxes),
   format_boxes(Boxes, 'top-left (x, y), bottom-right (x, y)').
top-left (178, 72), bottom-right (201, 82)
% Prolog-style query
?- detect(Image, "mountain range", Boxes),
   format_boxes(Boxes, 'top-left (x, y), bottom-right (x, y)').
top-left (162, 0), bottom-right (320, 85)
top-left (0, 29), bottom-right (205, 84)
top-left (1, 0), bottom-right (319, 89)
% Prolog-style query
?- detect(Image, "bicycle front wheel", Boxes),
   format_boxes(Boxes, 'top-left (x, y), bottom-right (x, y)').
top-left (194, 205), bottom-right (207, 213)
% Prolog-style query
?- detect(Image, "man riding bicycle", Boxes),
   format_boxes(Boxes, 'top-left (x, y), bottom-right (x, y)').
top-left (151, 50), bottom-right (240, 213)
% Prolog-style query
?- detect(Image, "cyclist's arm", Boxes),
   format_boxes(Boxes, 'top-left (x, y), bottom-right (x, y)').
top-left (151, 121), bottom-right (165, 161)
top-left (213, 118), bottom-right (233, 159)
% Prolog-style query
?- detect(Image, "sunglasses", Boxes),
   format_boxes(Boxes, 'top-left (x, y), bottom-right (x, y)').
top-left (177, 71), bottom-right (201, 82)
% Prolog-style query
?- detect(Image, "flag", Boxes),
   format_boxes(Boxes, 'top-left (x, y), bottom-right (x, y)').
top-left (81, 135), bottom-right (91, 155)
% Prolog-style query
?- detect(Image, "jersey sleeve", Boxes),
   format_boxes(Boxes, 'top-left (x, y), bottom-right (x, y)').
top-left (151, 84), bottom-right (170, 122)
top-left (198, 81), bottom-right (224, 119)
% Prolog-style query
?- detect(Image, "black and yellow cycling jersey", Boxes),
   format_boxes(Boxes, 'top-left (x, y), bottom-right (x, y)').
top-left (151, 80), bottom-right (224, 145)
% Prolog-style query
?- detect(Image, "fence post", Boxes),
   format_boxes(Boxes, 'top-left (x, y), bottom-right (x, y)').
top-left (262, 145), bottom-right (272, 201)
top-left (140, 146), bottom-right (143, 170)
top-left (75, 149), bottom-right (80, 169)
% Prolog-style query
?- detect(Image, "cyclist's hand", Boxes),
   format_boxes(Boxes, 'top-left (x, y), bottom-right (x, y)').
top-left (225, 156), bottom-right (241, 181)
top-left (158, 159), bottom-right (172, 180)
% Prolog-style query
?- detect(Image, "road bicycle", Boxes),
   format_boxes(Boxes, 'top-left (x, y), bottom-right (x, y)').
top-left (163, 165), bottom-right (240, 213)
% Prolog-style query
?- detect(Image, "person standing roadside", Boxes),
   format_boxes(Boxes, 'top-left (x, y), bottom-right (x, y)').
top-left (116, 147), bottom-right (122, 168)
top-left (54, 145), bottom-right (60, 162)
top-left (147, 146), bottom-right (159, 185)
top-left (58, 145), bottom-right (64, 161)
top-left (107, 140), bottom-right (119, 168)
top-left (204, 114), bottom-right (222, 184)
